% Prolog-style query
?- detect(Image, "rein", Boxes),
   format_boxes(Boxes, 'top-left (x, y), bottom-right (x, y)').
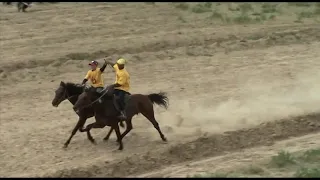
top-left (79, 88), bottom-right (110, 109)
top-left (57, 88), bottom-right (78, 103)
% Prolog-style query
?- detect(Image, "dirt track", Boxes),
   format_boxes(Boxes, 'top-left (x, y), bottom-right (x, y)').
top-left (1, 3), bottom-right (320, 177)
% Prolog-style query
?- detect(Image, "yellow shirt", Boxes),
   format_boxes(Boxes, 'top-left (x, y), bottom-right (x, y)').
top-left (113, 64), bottom-right (130, 92)
top-left (84, 68), bottom-right (104, 88)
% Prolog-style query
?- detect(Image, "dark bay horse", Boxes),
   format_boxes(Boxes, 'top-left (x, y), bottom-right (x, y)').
top-left (73, 85), bottom-right (169, 150)
top-left (51, 81), bottom-right (124, 148)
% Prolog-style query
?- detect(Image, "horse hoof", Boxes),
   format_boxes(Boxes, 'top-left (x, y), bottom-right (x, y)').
top-left (103, 138), bottom-right (109, 142)
top-left (63, 144), bottom-right (68, 149)
top-left (117, 145), bottom-right (123, 151)
top-left (112, 148), bottom-right (122, 152)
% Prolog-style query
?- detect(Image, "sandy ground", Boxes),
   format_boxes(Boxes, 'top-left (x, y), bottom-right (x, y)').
top-left (0, 2), bottom-right (320, 177)
top-left (137, 132), bottom-right (320, 177)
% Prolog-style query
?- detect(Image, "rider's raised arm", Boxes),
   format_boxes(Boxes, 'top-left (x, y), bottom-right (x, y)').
top-left (110, 62), bottom-right (116, 68)
top-left (100, 62), bottom-right (107, 72)
top-left (104, 60), bottom-right (115, 69)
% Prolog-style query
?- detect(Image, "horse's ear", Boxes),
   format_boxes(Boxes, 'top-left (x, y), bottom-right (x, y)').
top-left (60, 81), bottom-right (65, 87)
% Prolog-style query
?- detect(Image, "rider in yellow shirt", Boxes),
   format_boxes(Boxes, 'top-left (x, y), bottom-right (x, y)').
top-left (82, 59), bottom-right (108, 102)
top-left (105, 58), bottom-right (130, 120)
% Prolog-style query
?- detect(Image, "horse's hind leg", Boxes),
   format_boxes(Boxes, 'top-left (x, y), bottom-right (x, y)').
top-left (119, 118), bottom-right (133, 140)
top-left (141, 108), bottom-right (167, 142)
top-left (63, 117), bottom-right (86, 148)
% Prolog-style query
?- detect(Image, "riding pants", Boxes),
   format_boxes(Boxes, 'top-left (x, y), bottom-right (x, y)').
top-left (114, 89), bottom-right (129, 111)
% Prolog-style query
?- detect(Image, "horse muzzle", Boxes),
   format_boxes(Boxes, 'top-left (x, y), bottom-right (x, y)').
top-left (52, 101), bottom-right (59, 107)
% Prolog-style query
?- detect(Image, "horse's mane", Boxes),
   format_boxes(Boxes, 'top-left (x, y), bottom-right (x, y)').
top-left (64, 82), bottom-right (84, 95)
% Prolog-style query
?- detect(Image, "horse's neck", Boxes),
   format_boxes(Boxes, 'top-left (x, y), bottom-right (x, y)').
top-left (66, 85), bottom-right (82, 105)
top-left (68, 96), bottom-right (79, 105)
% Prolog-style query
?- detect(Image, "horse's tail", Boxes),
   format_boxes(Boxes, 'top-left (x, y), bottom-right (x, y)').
top-left (147, 92), bottom-right (169, 109)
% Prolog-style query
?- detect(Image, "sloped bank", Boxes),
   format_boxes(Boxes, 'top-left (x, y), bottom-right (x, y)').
top-left (45, 112), bottom-right (320, 177)
top-left (1, 24), bottom-right (319, 77)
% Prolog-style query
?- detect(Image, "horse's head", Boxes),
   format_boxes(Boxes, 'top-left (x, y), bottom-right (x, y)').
top-left (52, 81), bottom-right (84, 107)
top-left (52, 81), bottom-right (69, 107)
top-left (73, 86), bottom-right (96, 112)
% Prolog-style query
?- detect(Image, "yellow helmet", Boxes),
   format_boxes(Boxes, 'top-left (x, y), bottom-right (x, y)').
top-left (117, 58), bottom-right (126, 65)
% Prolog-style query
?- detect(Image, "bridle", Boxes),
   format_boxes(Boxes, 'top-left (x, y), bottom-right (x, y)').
top-left (56, 87), bottom-right (78, 104)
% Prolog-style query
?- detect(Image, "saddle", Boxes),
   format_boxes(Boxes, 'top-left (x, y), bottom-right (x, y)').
top-left (92, 86), bottom-right (111, 104)
top-left (96, 85), bottom-right (131, 112)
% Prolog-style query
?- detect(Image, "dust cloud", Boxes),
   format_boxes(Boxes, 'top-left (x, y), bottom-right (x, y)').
top-left (159, 68), bottom-right (320, 135)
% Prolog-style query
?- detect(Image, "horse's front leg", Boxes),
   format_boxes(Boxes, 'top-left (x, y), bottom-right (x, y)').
top-left (63, 117), bottom-right (86, 148)
top-left (113, 122), bottom-right (123, 150)
top-left (103, 121), bottom-right (125, 142)
top-left (103, 127), bottom-right (114, 141)
top-left (82, 122), bottom-right (107, 145)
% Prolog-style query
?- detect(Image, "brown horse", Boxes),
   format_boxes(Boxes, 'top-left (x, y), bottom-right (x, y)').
top-left (51, 81), bottom-right (125, 148)
top-left (73, 85), bottom-right (169, 150)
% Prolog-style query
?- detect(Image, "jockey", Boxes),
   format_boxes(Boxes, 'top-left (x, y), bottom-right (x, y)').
top-left (105, 58), bottom-right (130, 120)
top-left (81, 59), bottom-right (108, 102)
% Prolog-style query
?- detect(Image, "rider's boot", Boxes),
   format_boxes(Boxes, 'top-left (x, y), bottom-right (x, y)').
top-left (118, 110), bottom-right (127, 120)
top-left (97, 92), bottom-right (103, 103)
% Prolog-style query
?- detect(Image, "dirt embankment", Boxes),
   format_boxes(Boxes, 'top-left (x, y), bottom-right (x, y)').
top-left (46, 113), bottom-right (320, 177)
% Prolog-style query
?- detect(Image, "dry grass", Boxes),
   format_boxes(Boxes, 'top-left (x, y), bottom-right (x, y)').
top-left (1, 2), bottom-right (318, 71)
top-left (191, 148), bottom-right (320, 178)
top-left (172, 2), bottom-right (320, 25)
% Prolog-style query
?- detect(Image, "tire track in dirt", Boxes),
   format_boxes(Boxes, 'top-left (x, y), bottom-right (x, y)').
top-left (45, 112), bottom-right (320, 177)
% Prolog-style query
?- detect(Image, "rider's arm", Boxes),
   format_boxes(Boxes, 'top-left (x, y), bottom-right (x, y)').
top-left (82, 71), bottom-right (90, 85)
top-left (100, 62), bottom-right (107, 72)
top-left (105, 61), bottom-right (116, 68)
top-left (82, 79), bottom-right (88, 85)
top-left (113, 83), bottom-right (121, 87)
top-left (112, 75), bottom-right (126, 87)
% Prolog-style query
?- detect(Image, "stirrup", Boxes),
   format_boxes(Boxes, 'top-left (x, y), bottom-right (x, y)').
top-left (118, 111), bottom-right (127, 120)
